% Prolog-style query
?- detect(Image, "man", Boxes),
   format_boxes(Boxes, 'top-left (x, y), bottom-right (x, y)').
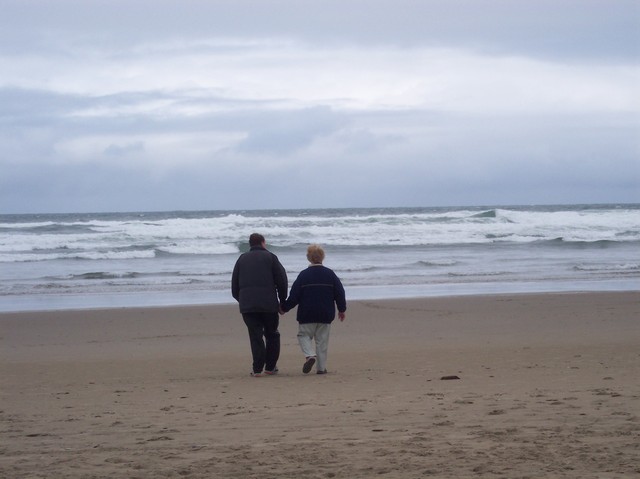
top-left (231, 233), bottom-right (288, 377)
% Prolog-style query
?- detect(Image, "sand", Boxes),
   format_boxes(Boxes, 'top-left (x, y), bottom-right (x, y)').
top-left (1, 292), bottom-right (639, 478)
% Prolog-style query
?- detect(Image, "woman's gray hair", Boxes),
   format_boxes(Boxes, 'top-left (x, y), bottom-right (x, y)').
top-left (306, 244), bottom-right (325, 264)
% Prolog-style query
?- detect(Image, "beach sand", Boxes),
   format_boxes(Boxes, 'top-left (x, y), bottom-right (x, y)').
top-left (1, 292), bottom-right (639, 478)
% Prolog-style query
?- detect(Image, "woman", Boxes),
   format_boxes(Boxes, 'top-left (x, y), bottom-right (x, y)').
top-left (282, 244), bottom-right (347, 374)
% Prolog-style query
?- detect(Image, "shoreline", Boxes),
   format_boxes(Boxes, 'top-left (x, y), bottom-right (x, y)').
top-left (1, 278), bottom-right (637, 313)
top-left (2, 291), bottom-right (639, 478)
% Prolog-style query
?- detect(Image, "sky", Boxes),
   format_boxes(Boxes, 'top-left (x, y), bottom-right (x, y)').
top-left (1, 0), bottom-right (639, 214)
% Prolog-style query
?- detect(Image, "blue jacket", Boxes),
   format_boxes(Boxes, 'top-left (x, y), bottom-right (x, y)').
top-left (283, 264), bottom-right (346, 324)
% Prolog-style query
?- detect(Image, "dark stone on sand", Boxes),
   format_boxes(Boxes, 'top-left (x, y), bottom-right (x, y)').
top-left (440, 375), bottom-right (460, 380)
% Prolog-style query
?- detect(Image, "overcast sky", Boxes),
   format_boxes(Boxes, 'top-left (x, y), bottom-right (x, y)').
top-left (1, 0), bottom-right (639, 214)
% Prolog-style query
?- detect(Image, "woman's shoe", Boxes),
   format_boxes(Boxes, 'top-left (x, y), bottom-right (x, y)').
top-left (302, 357), bottom-right (316, 374)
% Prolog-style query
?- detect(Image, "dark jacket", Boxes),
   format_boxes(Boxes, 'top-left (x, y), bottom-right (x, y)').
top-left (231, 246), bottom-right (288, 314)
top-left (283, 264), bottom-right (346, 324)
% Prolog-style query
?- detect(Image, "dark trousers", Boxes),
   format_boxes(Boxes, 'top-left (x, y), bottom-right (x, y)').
top-left (242, 312), bottom-right (280, 373)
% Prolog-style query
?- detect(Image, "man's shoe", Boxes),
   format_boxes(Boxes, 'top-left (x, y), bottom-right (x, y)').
top-left (303, 357), bottom-right (316, 374)
top-left (250, 371), bottom-right (263, 377)
top-left (317, 369), bottom-right (328, 375)
top-left (264, 368), bottom-right (279, 375)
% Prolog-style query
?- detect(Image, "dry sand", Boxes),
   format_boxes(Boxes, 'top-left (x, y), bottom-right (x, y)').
top-left (1, 292), bottom-right (639, 478)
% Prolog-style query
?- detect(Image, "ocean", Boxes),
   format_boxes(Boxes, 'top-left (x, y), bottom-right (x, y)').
top-left (1, 204), bottom-right (638, 312)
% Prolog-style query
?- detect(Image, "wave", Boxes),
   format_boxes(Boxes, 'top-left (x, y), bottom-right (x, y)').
top-left (1, 205), bottom-right (639, 265)
top-left (533, 238), bottom-right (636, 248)
top-left (42, 270), bottom-right (234, 282)
top-left (485, 233), bottom-right (514, 240)
top-left (447, 271), bottom-right (512, 277)
top-left (335, 259), bottom-right (460, 274)
top-left (0, 250), bottom-right (159, 263)
top-left (2, 237), bottom-right (637, 263)
top-left (471, 209), bottom-right (497, 218)
top-left (572, 263), bottom-right (640, 273)
top-left (156, 244), bottom-right (239, 256)
top-left (415, 260), bottom-right (459, 267)
top-left (0, 220), bottom-right (109, 235)
top-left (65, 272), bottom-right (142, 281)
top-left (615, 230), bottom-right (640, 239)
top-left (339, 266), bottom-right (381, 273)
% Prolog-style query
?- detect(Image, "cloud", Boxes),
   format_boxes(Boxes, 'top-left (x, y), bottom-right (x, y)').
top-left (103, 141), bottom-right (145, 157)
top-left (0, 0), bottom-right (638, 213)
top-left (234, 107), bottom-right (346, 155)
top-left (2, 0), bottom-right (638, 60)
top-left (3, 38), bottom-right (637, 117)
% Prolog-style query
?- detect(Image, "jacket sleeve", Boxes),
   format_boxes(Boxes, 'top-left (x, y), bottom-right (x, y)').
top-left (231, 259), bottom-right (240, 301)
top-left (272, 254), bottom-right (288, 304)
top-left (333, 272), bottom-right (347, 312)
top-left (282, 276), bottom-right (301, 312)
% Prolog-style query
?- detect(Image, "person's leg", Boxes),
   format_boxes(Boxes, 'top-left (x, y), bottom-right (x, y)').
top-left (262, 312), bottom-right (280, 372)
top-left (242, 313), bottom-right (265, 374)
top-left (314, 323), bottom-right (332, 372)
top-left (298, 323), bottom-right (319, 373)
top-left (297, 323), bottom-right (316, 359)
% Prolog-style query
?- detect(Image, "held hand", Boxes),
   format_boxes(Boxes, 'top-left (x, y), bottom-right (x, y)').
top-left (338, 311), bottom-right (346, 322)
top-left (279, 307), bottom-right (286, 315)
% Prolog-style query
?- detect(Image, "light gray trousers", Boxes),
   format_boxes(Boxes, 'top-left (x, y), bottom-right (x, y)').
top-left (297, 323), bottom-right (332, 372)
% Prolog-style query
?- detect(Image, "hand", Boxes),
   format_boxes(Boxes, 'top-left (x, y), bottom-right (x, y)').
top-left (338, 311), bottom-right (345, 322)
top-left (279, 307), bottom-right (285, 315)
